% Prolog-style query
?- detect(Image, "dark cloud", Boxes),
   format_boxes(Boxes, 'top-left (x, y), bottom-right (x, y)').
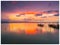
top-left (43, 10), bottom-right (59, 14)
top-left (1, 1), bottom-right (59, 12)
top-left (54, 14), bottom-right (59, 16)
top-left (16, 14), bottom-right (21, 17)
top-left (35, 14), bottom-right (42, 16)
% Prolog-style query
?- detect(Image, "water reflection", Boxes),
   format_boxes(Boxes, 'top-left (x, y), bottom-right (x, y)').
top-left (1, 23), bottom-right (59, 44)
top-left (2, 23), bottom-right (58, 34)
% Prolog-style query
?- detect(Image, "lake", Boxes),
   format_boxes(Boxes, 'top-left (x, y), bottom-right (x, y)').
top-left (1, 23), bottom-right (59, 44)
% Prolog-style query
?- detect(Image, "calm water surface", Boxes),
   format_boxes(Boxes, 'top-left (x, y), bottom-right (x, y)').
top-left (1, 23), bottom-right (59, 44)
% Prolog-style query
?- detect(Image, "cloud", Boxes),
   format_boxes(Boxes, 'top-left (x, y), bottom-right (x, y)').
top-left (16, 13), bottom-right (25, 17)
top-left (54, 14), bottom-right (59, 16)
top-left (35, 14), bottom-right (42, 16)
top-left (43, 10), bottom-right (59, 14)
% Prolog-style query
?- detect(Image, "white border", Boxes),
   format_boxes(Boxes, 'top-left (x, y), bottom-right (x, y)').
top-left (0, 0), bottom-right (59, 45)
top-left (0, 1), bottom-right (1, 45)
top-left (1, 44), bottom-right (59, 45)
top-left (1, 0), bottom-right (59, 1)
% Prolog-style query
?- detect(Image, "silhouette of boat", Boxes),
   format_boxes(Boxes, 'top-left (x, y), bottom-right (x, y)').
top-left (48, 24), bottom-right (59, 29)
top-left (38, 24), bottom-right (44, 27)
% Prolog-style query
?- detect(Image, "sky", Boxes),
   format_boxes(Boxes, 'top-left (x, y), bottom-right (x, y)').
top-left (1, 1), bottom-right (59, 22)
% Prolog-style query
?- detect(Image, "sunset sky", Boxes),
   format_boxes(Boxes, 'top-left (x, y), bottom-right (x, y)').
top-left (1, 1), bottom-right (59, 22)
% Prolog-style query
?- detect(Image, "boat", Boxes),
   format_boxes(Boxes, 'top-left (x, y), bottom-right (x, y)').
top-left (48, 24), bottom-right (59, 29)
top-left (38, 24), bottom-right (44, 27)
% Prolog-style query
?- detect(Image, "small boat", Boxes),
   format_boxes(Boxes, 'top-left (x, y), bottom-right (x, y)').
top-left (38, 24), bottom-right (44, 27)
top-left (48, 24), bottom-right (59, 29)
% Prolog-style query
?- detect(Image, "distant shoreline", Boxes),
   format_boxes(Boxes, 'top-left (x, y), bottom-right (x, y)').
top-left (1, 22), bottom-right (59, 23)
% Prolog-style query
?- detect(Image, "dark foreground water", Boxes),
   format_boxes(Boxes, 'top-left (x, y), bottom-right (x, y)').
top-left (1, 23), bottom-right (59, 44)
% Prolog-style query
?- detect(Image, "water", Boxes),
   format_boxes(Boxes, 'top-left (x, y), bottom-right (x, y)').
top-left (1, 23), bottom-right (59, 44)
